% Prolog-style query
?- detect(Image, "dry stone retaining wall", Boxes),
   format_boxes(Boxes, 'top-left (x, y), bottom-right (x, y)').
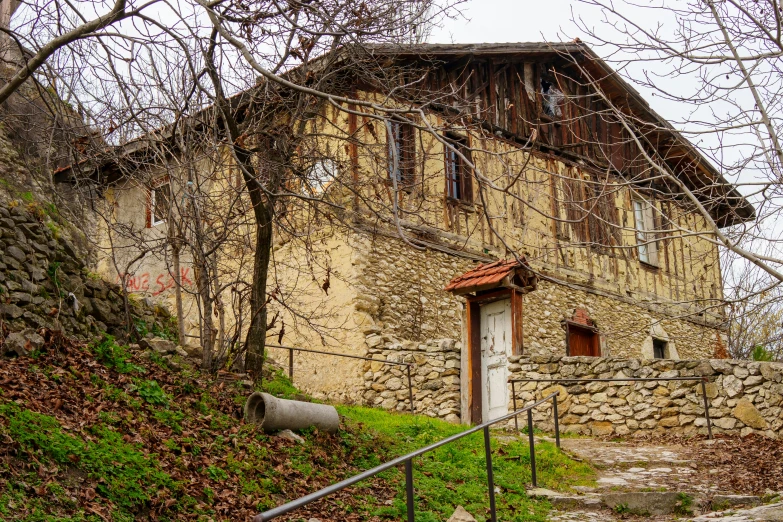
top-left (0, 201), bottom-right (173, 352)
top-left (511, 355), bottom-right (783, 438)
top-left (362, 331), bottom-right (462, 421)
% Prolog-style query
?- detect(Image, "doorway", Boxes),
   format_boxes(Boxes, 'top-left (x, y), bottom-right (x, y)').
top-left (480, 299), bottom-right (512, 422)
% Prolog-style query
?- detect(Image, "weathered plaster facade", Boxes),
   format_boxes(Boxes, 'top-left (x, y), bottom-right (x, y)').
top-left (66, 43), bottom-right (751, 425)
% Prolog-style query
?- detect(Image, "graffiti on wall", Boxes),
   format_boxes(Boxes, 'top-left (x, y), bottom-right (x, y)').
top-left (117, 267), bottom-right (194, 296)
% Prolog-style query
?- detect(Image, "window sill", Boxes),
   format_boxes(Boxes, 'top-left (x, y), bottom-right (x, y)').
top-left (446, 197), bottom-right (475, 211)
top-left (639, 260), bottom-right (660, 271)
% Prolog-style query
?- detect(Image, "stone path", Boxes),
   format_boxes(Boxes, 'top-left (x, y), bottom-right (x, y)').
top-left (536, 436), bottom-right (783, 521)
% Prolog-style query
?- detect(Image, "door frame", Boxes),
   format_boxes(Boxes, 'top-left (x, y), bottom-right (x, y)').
top-left (464, 288), bottom-right (525, 424)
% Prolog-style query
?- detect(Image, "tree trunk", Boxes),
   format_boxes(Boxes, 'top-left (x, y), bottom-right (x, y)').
top-left (171, 239), bottom-right (186, 346)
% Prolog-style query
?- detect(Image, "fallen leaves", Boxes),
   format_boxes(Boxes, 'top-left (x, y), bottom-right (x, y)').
top-left (0, 329), bottom-right (399, 521)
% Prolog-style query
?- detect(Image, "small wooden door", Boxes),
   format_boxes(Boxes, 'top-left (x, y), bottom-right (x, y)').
top-left (480, 299), bottom-right (512, 421)
top-left (567, 323), bottom-right (600, 356)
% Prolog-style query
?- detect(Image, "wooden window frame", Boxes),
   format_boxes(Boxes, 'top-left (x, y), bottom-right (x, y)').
top-left (632, 197), bottom-right (659, 267)
top-left (444, 133), bottom-right (473, 204)
top-left (387, 119), bottom-right (416, 188)
top-left (564, 321), bottom-right (601, 357)
top-left (147, 176), bottom-right (171, 228)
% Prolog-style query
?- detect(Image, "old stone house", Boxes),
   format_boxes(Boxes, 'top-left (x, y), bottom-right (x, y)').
top-left (56, 43), bottom-right (753, 425)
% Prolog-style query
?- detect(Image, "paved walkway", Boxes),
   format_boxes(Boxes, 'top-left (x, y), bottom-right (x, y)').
top-left (540, 437), bottom-right (783, 521)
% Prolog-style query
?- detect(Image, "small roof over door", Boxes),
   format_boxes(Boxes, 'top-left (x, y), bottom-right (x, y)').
top-left (444, 258), bottom-right (537, 296)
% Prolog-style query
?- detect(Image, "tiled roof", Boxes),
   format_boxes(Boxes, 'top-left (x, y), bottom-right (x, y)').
top-left (444, 258), bottom-right (531, 294)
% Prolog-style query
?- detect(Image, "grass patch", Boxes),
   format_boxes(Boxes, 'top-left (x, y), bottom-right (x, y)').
top-left (90, 335), bottom-right (144, 374)
top-left (2, 340), bottom-right (594, 522)
top-left (337, 405), bottom-right (595, 521)
top-left (0, 402), bottom-right (177, 515)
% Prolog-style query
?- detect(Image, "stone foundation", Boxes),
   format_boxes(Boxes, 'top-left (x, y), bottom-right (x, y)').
top-left (510, 355), bottom-right (783, 438)
top-left (362, 332), bottom-right (461, 421)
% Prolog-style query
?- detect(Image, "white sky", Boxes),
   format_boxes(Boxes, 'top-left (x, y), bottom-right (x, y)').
top-left (430, 0), bottom-right (680, 128)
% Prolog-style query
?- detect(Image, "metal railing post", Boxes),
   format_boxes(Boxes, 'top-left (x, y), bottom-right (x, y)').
top-left (512, 380), bottom-right (518, 432)
top-left (288, 347), bottom-right (294, 380)
top-left (483, 426), bottom-right (497, 522)
top-left (553, 394), bottom-right (560, 449)
top-left (405, 458), bottom-right (415, 522)
top-left (407, 365), bottom-right (415, 414)
top-left (527, 409), bottom-right (537, 487)
top-left (700, 378), bottom-right (714, 440)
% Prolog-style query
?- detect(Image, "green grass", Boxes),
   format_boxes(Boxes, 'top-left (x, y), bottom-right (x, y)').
top-left (90, 335), bottom-right (144, 374)
top-left (2, 341), bottom-right (594, 522)
top-left (0, 402), bottom-right (177, 516)
top-left (336, 405), bottom-right (595, 521)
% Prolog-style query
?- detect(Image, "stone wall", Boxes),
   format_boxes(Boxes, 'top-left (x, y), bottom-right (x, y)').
top-left (351, 235), bottom-right (471, 418)
top-left (349, 233), bottom-right (731, 423)
top-left (510, 355), bottom-right (783, 438)
top-left (0, 201), bottom-right (173, 353)
top-left (521, 280), bottom-right (724, 360)
top-left (362, 332), bottom-right (461, 421)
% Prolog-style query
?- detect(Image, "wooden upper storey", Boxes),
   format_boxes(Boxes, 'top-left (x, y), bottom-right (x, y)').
top-left (361, 43), bottom-right (753, 228)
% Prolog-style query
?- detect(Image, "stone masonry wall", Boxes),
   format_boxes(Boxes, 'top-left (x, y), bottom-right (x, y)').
top-left (352, 235), bottom-right (472, 419)
top-left (510, 355), bottom-right (783, 438)
top-left (0, 201), bottom-right (173, 352)
top-left (522, 280), bottom-right (724, 360)
top-left (349, 233), bottom-right (730, 423)
top-left (362, 333), bottom-right (462, 421)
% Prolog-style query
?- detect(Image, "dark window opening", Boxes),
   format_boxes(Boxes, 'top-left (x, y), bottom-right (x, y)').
top-left (653, 338), bottom-right (667, 359)
top-left (151, 181), bottom-right (171, 226)
top-left (566, 323), bottom-right (600, 356)
top-left (388, 120), bottom-right (416, 187)
top-left (541, 78), bottom-right (563, 118)
top-left (445, 133), bottom-right (473, 203)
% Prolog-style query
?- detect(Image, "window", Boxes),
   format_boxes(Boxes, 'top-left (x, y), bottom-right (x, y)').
top-left (305, 159), bottom-right (337, 194)
top-left (653, 338), bottom-right (668, 359)
top-left (445, 133), bottom-right (472, 203)
top-left (566, 323), bottom-right (600, 356)
top-left (387, 120), bottom-right (415, 186)
top-left (541, 78), bottom-right (564, 118)
top-left (149, 179), bottom-right (171, 227)
top-left (633, 198), bottom-right (659, 266)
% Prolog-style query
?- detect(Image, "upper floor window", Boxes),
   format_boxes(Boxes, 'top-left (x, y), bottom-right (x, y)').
top-left (445, 133), bottom-right (472, 203)
top-left (633, 198), bottom-right (659, 266)
top-left (305, 159), bottom-right (337, 195)
top-left (149, 178), bottom-right (171, 227)
top-left (541, 78), bottom-right (564, 118)
top-left (387, 120), bottom-right (415, 187)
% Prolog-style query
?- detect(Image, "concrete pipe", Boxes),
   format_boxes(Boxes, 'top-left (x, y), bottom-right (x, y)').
top-left (244, 392), bottom-right (340, 433)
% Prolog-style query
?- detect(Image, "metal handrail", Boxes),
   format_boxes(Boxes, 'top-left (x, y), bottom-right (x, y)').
top-left (510, 376), bottom-right (714, 439)
top-left (265, 343), bottom-right (416, 413)
top-left (253, 391), bottom-right (561, 522)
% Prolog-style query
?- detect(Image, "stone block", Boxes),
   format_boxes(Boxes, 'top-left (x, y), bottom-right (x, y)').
top-left (657, 416), bottom-right (679, 427)
top-left (744, 375), bottom-right (765, 387)
top-left (722, 375), bottom-right (744, 398)
top-left (733, 398), bottom-right (768, 429)
top-left (590, 421), bottom-right (614, 436)
top-left (713, 417), bottom-right (737, 430)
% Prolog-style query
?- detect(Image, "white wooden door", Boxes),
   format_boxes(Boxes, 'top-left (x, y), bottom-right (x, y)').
top-left (480, 299), bottom-right (512, 422)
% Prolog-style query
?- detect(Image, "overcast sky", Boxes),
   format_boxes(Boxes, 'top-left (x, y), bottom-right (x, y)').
top-left (429, 1), bottom-right (679, 121)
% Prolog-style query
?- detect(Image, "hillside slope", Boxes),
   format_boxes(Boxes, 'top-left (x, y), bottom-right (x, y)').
top-left (1, 332), bottom-right (594, 522)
